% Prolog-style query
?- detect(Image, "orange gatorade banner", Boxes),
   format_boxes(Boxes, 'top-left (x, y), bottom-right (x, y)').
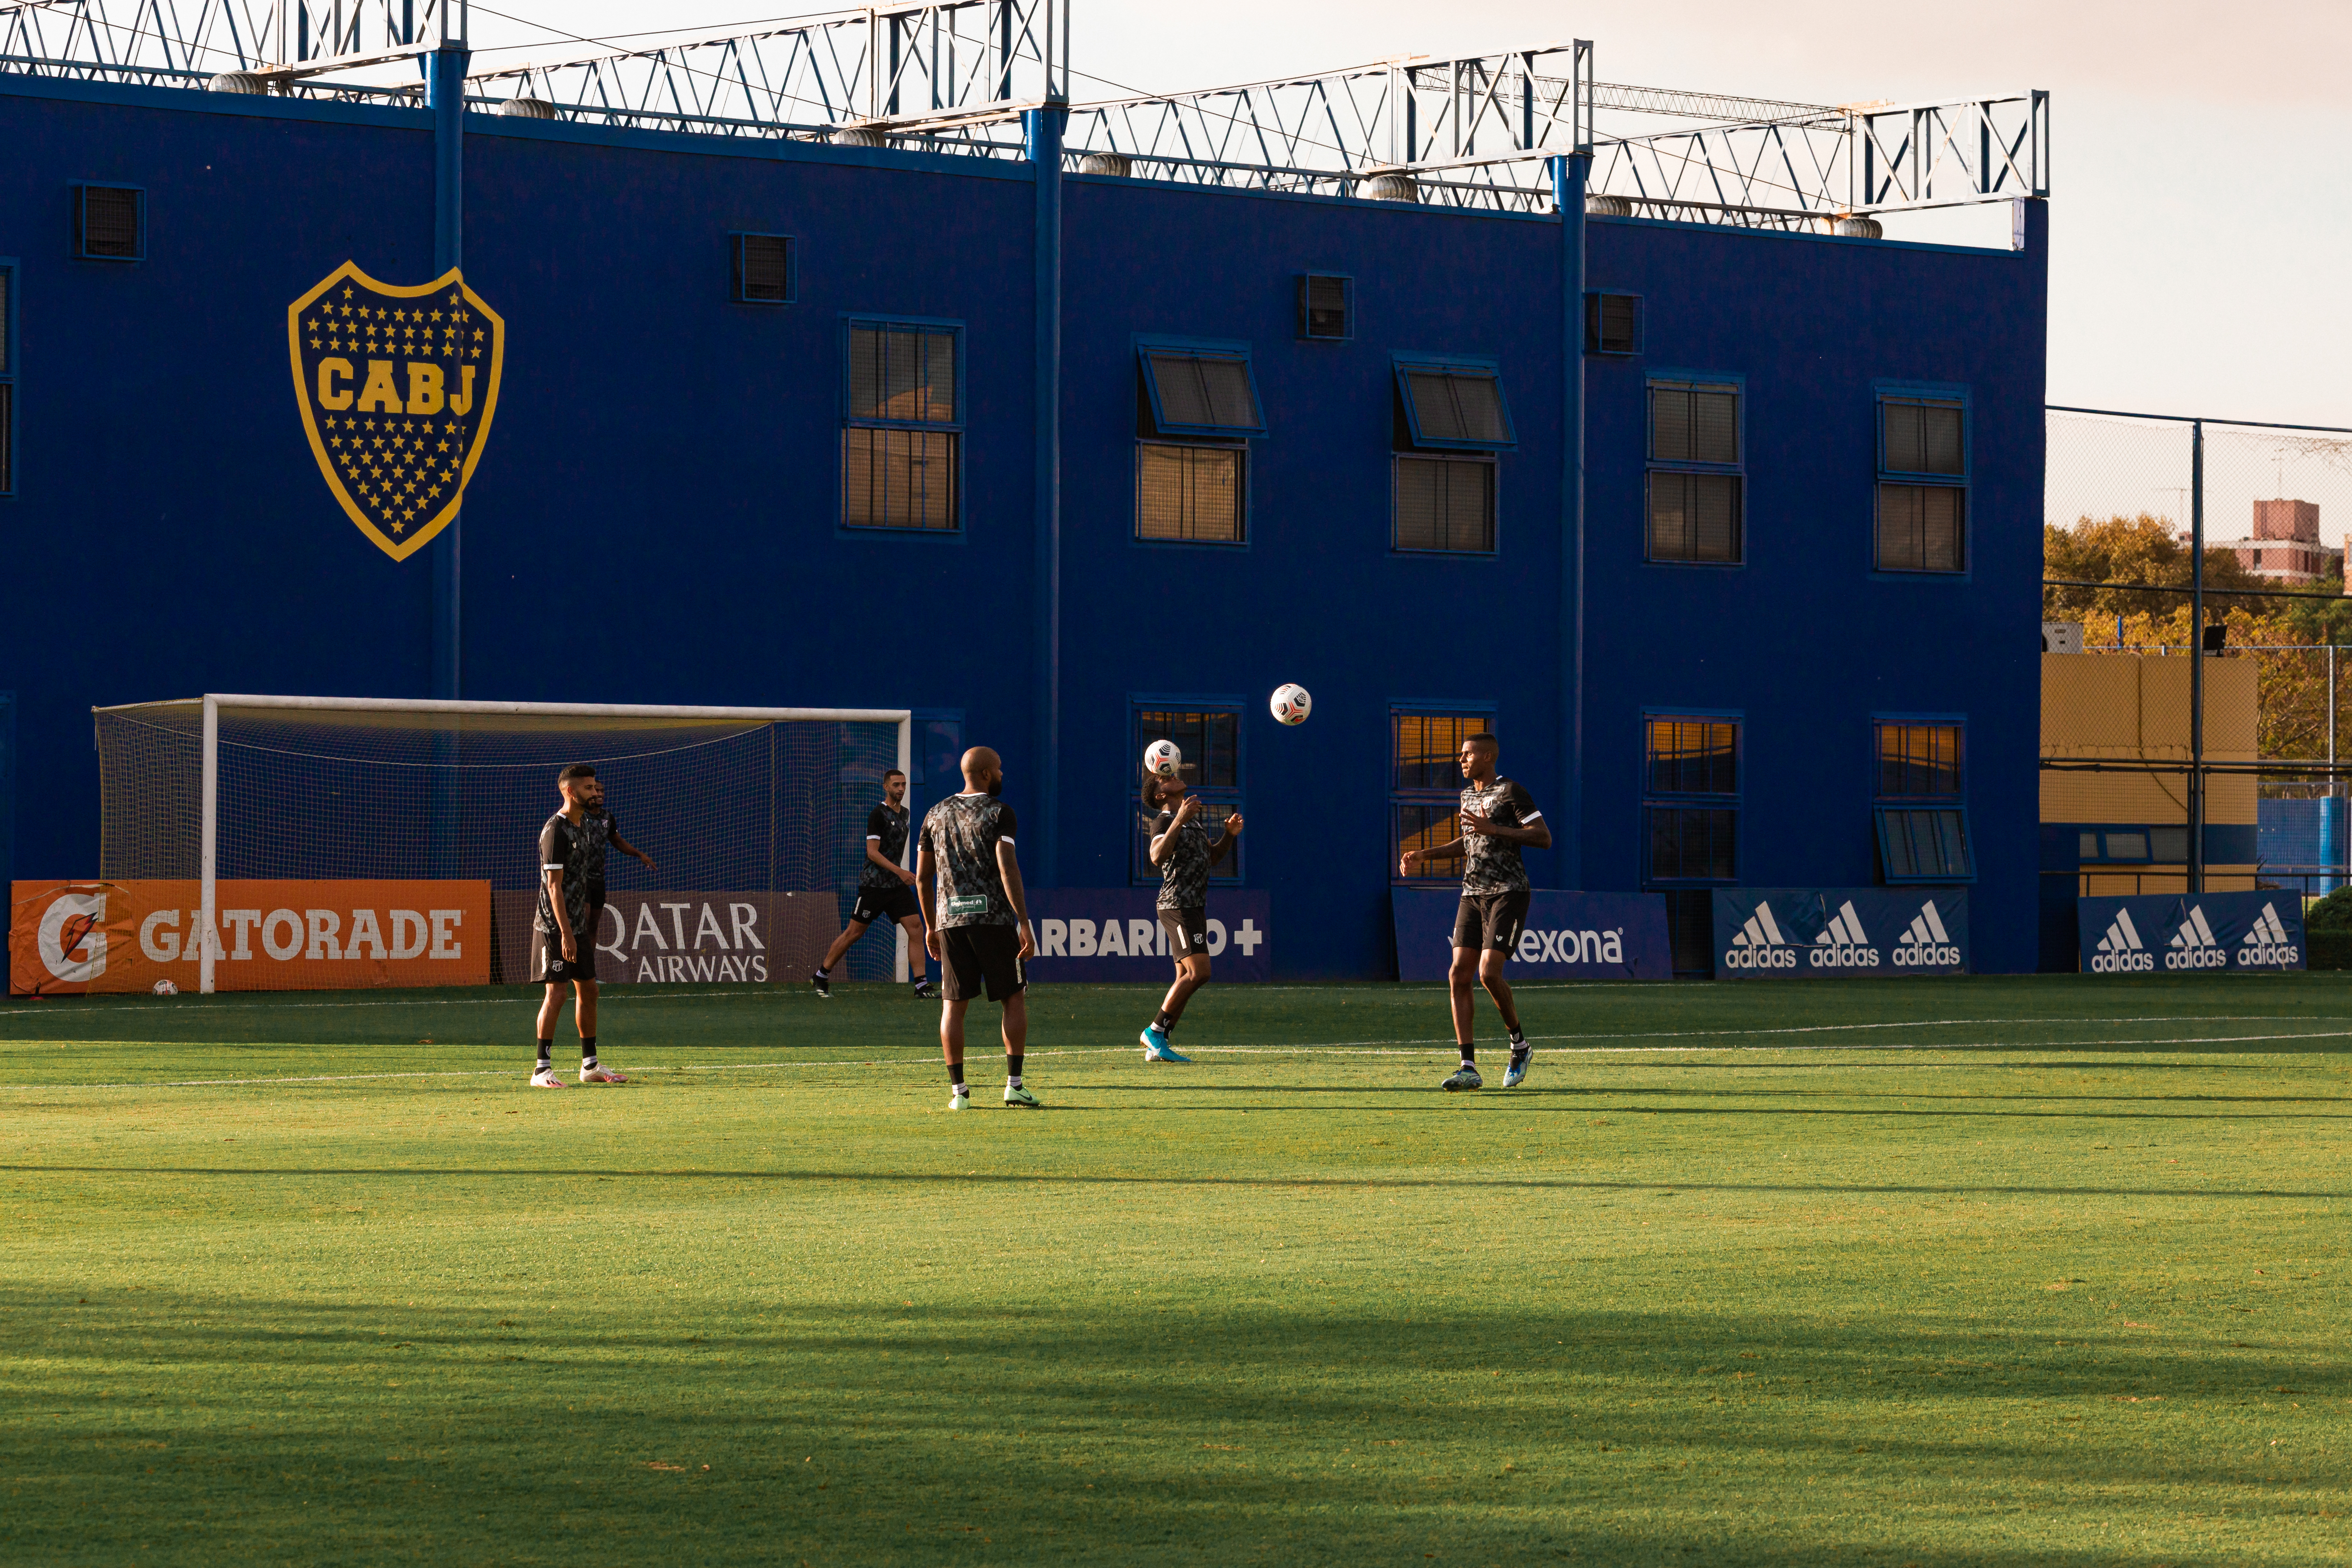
top-left (10, 880), bottom-right (492, 995)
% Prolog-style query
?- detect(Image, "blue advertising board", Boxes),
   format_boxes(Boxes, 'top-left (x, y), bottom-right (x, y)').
top-left (1024, 889), bottom-right (1272, 983)
top-left (1712, 888), bottom-right (1971, 977)
top-left (2077, 892), bottom-right (2304, 974)
top-left (1391, 889), bottom-right (1672, 981)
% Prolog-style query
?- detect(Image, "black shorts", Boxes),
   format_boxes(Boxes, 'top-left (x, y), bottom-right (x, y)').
top-left (1453, 891), bottom-right (1531, 954)
top-left (941, 924), bottom-right (1026, 1003)
top-left (1159, 906), bottom-right (1211, 963)
top-left (851, 883), bottom-right (920, 928)
top-left (542, 922), bottom-right (598, 984)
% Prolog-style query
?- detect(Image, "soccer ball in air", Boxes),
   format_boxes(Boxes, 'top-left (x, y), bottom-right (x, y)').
top-left (152, 980), bottom-right (179, 997)
top-left (1143, 739), bottom-right (1183, 778)
top-left (1270, 684), bottom-right (1312, 726)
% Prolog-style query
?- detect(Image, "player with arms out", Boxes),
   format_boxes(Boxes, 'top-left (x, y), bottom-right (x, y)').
top-left (1137, 771), bottom-right (1243, 1063)
top-left (533, 763), bottom-right (627, 1087)
top-left (916, 746), bottom-right (1040, 1109)
top-left (813, 767), bottom-right (934, 999)
top-left (1397, 733), bottom-right (1551, 1091)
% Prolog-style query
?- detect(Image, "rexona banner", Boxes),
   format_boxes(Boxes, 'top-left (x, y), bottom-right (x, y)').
top-left (9, 880), bottom-right (491, 995)
top-left (2077, 893), bottom-right (2305, 975)
top-left (1024, 889), bottom-right (1271, 983)
top-left (1713, 888), bottom-right (1971, 977)
top-left (1392, 888), bottom-right (1672, 981)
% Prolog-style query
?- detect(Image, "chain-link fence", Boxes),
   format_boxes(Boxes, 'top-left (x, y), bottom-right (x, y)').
top-left (2044, 408), bottom-right (2352, 895)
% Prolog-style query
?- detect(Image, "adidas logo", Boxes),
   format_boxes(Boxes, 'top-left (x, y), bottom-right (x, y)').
top-left (1807, 900), bottom-right (1881, 969)
top-left (2089, 907), bottom-right (2155, 973)
top-left (2163, 905), bottom-right (2230, 971)
top-left (1722, 902), bottom-right (1797, 970)
top-left (1891, 898), bottom-right (1963, 968)
top-left (2235, 901), bottom-right (2301, 969)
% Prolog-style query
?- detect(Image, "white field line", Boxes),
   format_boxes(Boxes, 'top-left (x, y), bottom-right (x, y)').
top-left (13, 1028), bottom-right (2352, 1090)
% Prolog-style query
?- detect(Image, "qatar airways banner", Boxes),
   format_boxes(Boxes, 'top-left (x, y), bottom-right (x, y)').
top-left (2077, 892), bottom-right (2304, 975)
top-left (1712, 888), bottom-right (1970, 977)
top-left (1391, 888), bottom-right (1673, 981)
top-left (9, 879), bottom-right (490, 994)
top-left (1023, 889), bottom-right (1272, 983)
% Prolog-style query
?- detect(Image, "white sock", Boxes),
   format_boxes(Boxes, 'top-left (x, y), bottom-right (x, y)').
top-left (1007, 1074), bottom-right (1023, 1088)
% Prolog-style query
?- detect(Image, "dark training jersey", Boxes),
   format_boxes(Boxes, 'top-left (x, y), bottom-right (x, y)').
top-left (918, 793), bottom-right (1021, 928)
top-left (535, 811), bottom-right (594, 937)
top-left (1151, 805), bottom-right (1232, 911)
top-left (1458, 777), bottom-right (1543, 895)
top-left (580, 809), bottom-right (620, 903)
top-left (860, 802), bottom-right (912, 892)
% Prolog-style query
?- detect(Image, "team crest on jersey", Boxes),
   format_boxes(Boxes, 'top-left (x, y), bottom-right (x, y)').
top-left (287, 262), bottom-right (506, 561)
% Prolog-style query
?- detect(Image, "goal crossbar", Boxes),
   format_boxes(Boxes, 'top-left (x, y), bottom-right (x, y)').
top-left (94, 696), bottom-right (914, 993)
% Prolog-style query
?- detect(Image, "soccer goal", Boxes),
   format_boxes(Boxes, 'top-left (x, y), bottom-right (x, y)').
top-left (92, 696), bottom-right (912, 993)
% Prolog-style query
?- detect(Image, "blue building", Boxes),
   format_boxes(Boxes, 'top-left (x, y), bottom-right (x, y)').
top-left (0, 5), bottom-right (2052, 976)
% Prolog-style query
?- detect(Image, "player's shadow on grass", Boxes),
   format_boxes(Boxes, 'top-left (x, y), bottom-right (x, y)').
top-left (5, 1283), bottom-right (2343, 1565)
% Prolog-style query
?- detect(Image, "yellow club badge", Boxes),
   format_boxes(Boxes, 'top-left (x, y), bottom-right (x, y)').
top-left (288, 262), bottom-right (505, 561)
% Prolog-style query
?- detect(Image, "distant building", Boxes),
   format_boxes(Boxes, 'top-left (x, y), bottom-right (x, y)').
top-left (2202, 498), bottom-right (2338, 584)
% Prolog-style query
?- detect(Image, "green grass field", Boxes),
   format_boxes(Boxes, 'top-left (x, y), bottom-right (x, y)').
top-left (2, 975), bottom-right (2347, 1566)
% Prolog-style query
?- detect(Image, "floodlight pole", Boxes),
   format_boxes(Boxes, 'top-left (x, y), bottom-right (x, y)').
top-left (1028, 102), bottom-right (1065, 885)
top-left (1551, 68), bottom-right (1592, 891)
top-left (2189, 418), bottom-right (2205, 895)
top-left (428, 15), bottom-right (470, 701)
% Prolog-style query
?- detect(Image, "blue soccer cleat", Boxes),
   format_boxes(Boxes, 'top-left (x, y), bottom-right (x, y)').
top-left (1141, 1025), bottom-right (1190, 1063)
top-left (1503, 1047), bottom-right (1532, 1089)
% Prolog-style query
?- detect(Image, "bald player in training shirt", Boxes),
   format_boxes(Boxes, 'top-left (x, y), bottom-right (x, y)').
top-left (1396, 732), bottom-right (1551, 1091)
top-left (916, 746), bottom-right (1040, 1109)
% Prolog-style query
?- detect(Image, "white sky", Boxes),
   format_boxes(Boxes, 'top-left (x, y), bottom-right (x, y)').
top-left (459, 0), bottom-right (2352, 517)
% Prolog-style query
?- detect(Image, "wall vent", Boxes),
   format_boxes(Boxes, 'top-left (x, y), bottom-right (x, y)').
top-left (1584, 292), bottom-right (1642, 355)
top-left (74, 185), bottom-right (144, 261)
top-left (732, 234), bottom-right (795, 304)
top-left (1078, 152), bottom-right (1132, 177)
top-left (1586, 194), bottom-right (1635, 217)
top-left (1297, 274), bottom-right (1351, 340)
top-left (501, 96), bottom-right (558, 119)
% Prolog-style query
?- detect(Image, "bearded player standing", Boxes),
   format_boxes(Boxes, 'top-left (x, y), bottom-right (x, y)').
top-left (1396, 733), bottom-right (1551, 1091)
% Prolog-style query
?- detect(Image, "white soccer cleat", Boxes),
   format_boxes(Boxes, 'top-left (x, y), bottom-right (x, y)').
top-left (949, 1086), bottom-right (970, 1110)
top-left (529, 1068), bottom-right (567, 1088)
top-left (580, 1065), bottom-right (628, 1084)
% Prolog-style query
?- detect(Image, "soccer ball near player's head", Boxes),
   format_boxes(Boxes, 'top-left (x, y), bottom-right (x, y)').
top-left (1457, 733), bottom-right (1499, 781)
top-left (558, 762), bottom-right (598, 805)
top-left (1143, 738), bottom-right (1182, 778)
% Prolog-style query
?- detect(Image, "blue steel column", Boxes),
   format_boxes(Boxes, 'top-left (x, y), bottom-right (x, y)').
top-left (1552, 154), bottom-right (1589, 888)
top-left (1027, 105), bottom-right (1065, 883)
top-left (429, 44), bottom-right (469, 699)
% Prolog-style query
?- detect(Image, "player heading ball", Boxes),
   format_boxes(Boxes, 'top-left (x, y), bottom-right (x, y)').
top-left (1396, 733), bottom-right (1550, 1091)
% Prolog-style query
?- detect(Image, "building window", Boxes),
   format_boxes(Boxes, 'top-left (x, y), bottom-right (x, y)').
top-left (1390, 709), bottom-right (1493, 881)
top-left (1874, 718), bottom-right (1973, 880)
top-left (0, 263), bottom-right (13, 495)
top-left (1393, 456), bottom-right (1494, 552)
top-left (1137, 345), bottom-right (1259, 544)
top-left (1647, 378), bottom-right (1742, 564)
top-left (1133, 705), bottom-right (1243, 884)
top-left (74, 185), bottom-right (144, 261)
top-left (1393, 358), bottom-right (1512, 555)
top-left (1585, 292), bottom-right (1642, 355)
top-left (1297, 274), bottom-right (1352, 340)
top-left (1644, 716), bottom-right (1739, 883)
top-left (842, 319), bottom-right (960, 531)
top-left (1138, 443), bottom-right (1243, 542)
top-left (1877, 394), bottom-right (1966, 573)
top-left (731, 233), bottom-right (795, 304)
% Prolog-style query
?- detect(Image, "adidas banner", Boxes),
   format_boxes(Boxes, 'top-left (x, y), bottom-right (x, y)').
top-left (2077, 892), bottom-right (2304, 975)
top-left (1711, 889), bottom-right (1970, 978)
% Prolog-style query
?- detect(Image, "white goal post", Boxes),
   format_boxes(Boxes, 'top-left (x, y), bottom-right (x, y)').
top-left (95, 695), bottom-right (913, 993)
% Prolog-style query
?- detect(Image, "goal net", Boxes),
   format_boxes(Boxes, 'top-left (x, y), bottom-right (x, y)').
top-left (92, 696), bottom-right (909, 993)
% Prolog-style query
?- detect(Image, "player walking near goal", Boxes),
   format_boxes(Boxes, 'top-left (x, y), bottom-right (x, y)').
top-left (916, 746), bottom-right (1040, 1109)
top-left (812, 767), bottom-right (935, 999)
top-left (533, 763), bottom-right (627, 1087)
top-left (1137, 772), bottom-right (1243, 1063)
top-left (1396, 733), bottom-right (1551, 1091)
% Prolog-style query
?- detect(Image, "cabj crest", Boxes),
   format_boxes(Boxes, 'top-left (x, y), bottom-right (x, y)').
top-left (288, 263), bottom-right (505, 561)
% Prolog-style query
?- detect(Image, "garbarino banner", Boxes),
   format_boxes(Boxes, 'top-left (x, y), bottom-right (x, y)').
top-left (1713, 888), bottom-right (1970, 978)
top-left (2077, 892), bottom-right (2305, 975)
top-left (9, 880), bottom-right (490, 994)
top-left (1392, 888), bottom-right (1672, 981)
top-left (1024, 889), bottom-right (1271, 982)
